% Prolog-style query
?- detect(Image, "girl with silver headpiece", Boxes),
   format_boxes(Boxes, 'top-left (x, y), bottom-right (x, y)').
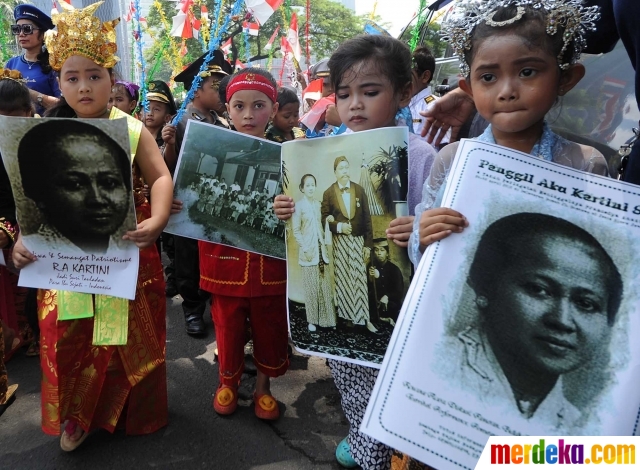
top-left (410, 0), bottom-right (607, 266)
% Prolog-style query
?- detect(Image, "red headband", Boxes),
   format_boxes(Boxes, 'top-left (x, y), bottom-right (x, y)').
top-left (227, 72), bottom-right (277, 103)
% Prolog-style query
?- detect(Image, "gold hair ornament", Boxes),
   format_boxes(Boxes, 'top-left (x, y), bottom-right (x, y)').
top-left (0, 68), bottom-right (26, 84)
top-left (45, 1), bottom-right (120, 72)
top-left (441, 0), bottom-right (600, 77)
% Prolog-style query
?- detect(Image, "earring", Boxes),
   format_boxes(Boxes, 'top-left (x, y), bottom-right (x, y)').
top-left (111, 87), bottom-right (116, 93)
top-left (475, 296), bottom-right (488, 309)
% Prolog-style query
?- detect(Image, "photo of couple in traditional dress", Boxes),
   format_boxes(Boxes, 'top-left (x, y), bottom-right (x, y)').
top-left (282, 128), bottom-right (411, 365)
top-left (166, 120), bottom-right (285, 259)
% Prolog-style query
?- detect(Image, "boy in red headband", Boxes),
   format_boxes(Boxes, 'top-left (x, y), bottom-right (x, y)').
top-left (198, 68), bottom-right (288, 421)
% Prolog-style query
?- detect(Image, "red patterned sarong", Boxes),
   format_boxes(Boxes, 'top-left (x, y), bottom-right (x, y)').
top-left (38, 202), bottom-right (167, 436)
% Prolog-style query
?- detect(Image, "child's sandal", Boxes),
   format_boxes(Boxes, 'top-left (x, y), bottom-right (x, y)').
top-left (213, 384), bottom-right (238, 415)
top-left (253, 392), bottom-right (280, 420)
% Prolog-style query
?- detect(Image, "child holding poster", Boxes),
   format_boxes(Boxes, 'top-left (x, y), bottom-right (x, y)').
top-left (198, 68), bottom-right (289, 422)
top-left (274, 35), bottom-right (437, 469)
top-left (11, 2), bottom-right (172, 451)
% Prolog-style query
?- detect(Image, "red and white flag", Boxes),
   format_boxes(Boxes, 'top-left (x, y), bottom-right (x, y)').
top-left (123, 1), bottom-right (135, 22)
top-left (51, 0), bottom-right (58, 15)
top-left (303, 78), bottom-right (323, 102)
top-left (280, 36), bottom-right (293, 56)
top-left (201, 5), bottom-right (208, 23)
top-left (287, 12), bottom-right (301, 61)
top-left (245, 0), bottom-right (284, 26)
top-left (264, 25), bottom-right (279, 51)
top-left (242, 21), bottom-right (260, 36)
top-left (221, 38), bottom-right (233, 58)
top-left (171, 3), bottom-right (200, 40)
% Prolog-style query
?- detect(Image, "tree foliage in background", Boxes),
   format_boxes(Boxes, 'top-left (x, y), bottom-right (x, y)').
top-left (144, 0), bottom-right (367, 82)
top-left (0, 0), bottom-right (25, 63)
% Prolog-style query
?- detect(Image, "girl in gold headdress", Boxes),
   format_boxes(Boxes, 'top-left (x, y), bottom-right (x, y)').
top-left (11, 2), bottom-right (173, 451)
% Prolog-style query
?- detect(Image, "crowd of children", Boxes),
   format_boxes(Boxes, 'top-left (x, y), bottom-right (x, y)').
top-left (0, 0), bottom-right (630, 469)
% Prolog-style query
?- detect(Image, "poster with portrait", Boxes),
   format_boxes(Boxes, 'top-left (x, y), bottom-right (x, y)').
top-left (165, 121), bottom-right (285, 259)
top-left (281, 127), bottom-right (412, 366)
top-left (362, 139), bottom-right (640, 469)
top-left (0, 116), bottom-right (139, 300)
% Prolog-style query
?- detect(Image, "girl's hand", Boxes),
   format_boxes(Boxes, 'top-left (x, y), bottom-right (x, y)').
top-left (123, 217), bottom-right (164, 248)
top-left (274, 195), bottom-right (294, 220)
top-left (162, 125), bottom-right (177, 146)
top-left (12, 235), bottom-right (37, 269)
top-left (419, 208), bottom-right (468, 248)
top-left (171, 199), bottom-right (183, 214)
top-left (386, 216), bottom-right (414, 248)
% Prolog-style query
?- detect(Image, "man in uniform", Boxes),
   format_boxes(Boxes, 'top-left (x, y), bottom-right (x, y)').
top-left (162, 50), bottom-right (232, 335)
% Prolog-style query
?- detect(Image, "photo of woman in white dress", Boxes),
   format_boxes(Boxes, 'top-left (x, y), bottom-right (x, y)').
top-left (292, 174), bottom-right (336, 331)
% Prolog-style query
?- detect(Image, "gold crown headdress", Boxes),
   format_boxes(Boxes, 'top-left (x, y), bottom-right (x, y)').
top-left (441, 0), bottom-right (600, 77)
top-left (45, 1), bottom-right (120, 72)
top-left (0, 68), bottom-right (26, 84)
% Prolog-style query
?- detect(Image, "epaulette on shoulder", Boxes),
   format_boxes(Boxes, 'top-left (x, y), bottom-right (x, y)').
top-left (424, 95), bottom-right (436, 105)
top-left (191, 112), bottom-right (205, 121)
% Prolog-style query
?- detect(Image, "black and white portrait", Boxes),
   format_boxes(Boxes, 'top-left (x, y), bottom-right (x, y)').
top-left (282, 128), bottom-right (411, 366)
top-left (166, 121), bottom-right (285, 259)
top-left (8, 119), bottom-right (135, 255)
top-left (435, 212), bottom-right (625, 433)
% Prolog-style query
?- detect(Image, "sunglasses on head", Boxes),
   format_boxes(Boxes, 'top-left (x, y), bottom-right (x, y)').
top-left (11, 24), bottom-right (40, 35)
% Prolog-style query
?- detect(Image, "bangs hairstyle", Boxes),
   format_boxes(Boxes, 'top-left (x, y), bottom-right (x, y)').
top-left (0, 79), bottom-right (33, 114)
top-left (45, 68), bottom-right (115, 118)
top-left (277, 87), bottom-right (300, 108)
top-left (465, 5), bottom-right (575, 73)
top-left (328, 35), bottom-right (412, 96)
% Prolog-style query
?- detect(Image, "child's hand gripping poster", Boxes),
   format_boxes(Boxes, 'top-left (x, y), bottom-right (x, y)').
top-left (362, 139), bottom-right (640, 469)
top-left (281, 127), bottom-right (411, 367)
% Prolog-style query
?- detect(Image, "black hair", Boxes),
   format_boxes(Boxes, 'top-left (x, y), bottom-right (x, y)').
top-left (328, 34), bottom-right (411, 97)
top-left (0, 78), bottom-right (33, 114)
top-left (467, 212), bottom-right (623, 326)
top-left (298, 173), bottom-right (316, 191)
top-left (412, 45), bottom-right (435, 79)
top-left (277, 87), bottom-right (300, 109)
top-left (37, 46), bottom-right (52, 75)
top-left (218, 74), bottom-right (231, 104)
top-left (465, 5), bottom-right (573, 73)
top-left (45, 68), bottom-right (114, 118)
top-left (18, 119), bottom-right (132, 203)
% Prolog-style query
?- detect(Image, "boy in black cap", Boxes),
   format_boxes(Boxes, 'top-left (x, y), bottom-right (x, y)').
top-left (145, 80), bottom-right (177, 150)
top-left (161, 50), bottom-right (232, 336)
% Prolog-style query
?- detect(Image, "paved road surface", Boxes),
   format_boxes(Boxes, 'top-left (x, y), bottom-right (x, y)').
top-left (0, 295), bottom-right (349, 469)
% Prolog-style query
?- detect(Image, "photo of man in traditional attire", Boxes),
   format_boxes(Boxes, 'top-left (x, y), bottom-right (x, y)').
top-left (321, 156), bottom-right (377, 334)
